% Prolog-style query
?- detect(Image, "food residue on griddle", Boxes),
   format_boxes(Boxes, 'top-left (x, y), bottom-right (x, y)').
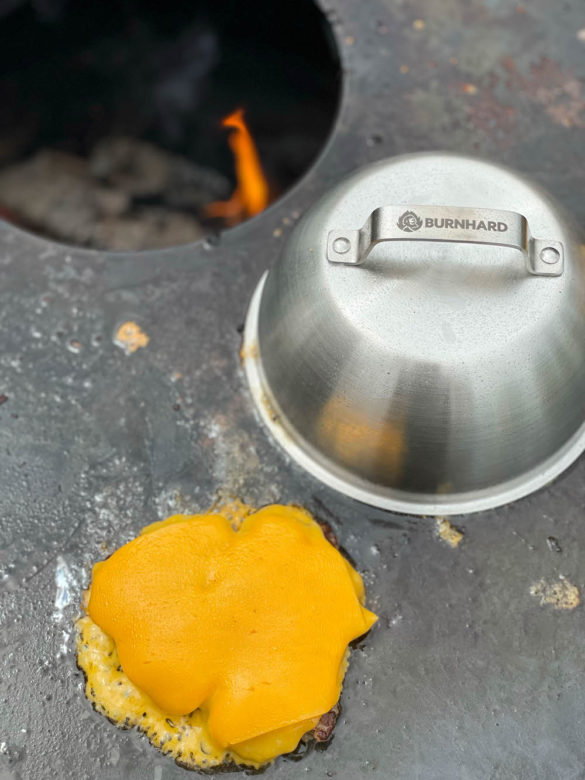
top-left (239, 339), bottom-right (259, 363)
top-left (76, 503), bottom-right (377, 770)
top-left (435, 517), bottom-right (464, 548)
top-left (114, 321), bottom-right (149, 354)
top-left (529, 577), bottom-right (580, 610)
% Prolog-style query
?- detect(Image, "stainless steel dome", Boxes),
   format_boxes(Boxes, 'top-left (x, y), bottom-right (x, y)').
top-left (243, 153), bottom-right (585, 515)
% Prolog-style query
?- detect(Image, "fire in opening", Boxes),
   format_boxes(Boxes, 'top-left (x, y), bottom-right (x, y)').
top-left (0, 0), bottom-right (340, 250)
top-left (205, 108), bottom-right (270, 226)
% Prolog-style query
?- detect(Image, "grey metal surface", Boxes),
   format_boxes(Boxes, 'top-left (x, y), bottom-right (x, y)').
top-left (249, 154), bottom-right (585, 515)
top-left (1, 0), bottom-right (585, 779)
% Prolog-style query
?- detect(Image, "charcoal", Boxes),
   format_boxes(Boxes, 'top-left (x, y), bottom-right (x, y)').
top-left (90, 136), bottom-right (231, 209)
top-left (92, 207), bottom-right (205, 251)
top-left (0, 148), bottom-right (206, 250)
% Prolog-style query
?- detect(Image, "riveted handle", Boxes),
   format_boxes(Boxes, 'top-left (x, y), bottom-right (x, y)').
top-left (327, 204), bottom-right (563, 277)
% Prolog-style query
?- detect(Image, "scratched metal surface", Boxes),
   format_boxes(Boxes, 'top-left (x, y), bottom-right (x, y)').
top-left (1, 0), bottom-right (585, 778)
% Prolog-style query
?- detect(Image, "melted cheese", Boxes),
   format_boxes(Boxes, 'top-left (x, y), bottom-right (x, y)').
top-left (80, 504), bottom-right (377, 767)
top-left (76, 615), bottom-right (320, 767)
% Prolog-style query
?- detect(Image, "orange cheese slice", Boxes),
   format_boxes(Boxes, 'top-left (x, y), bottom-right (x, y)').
top-left (88, 505), bottom-right (377, 757)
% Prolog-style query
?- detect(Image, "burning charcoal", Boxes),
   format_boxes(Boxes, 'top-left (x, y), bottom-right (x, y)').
top-left (0, 149), bottom-right (205, 250)
top-left (89, 137), bottom-right (231, 209)
top-left (92, 207), bottom-right (205, 251)
top-left (163, 164), bottom-right (232, 212)
top-left (0, 150), bottom-right (128, 245)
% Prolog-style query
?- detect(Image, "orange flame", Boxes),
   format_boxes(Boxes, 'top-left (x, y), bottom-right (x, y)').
top-left (205, 108), bottom-right (269, 225)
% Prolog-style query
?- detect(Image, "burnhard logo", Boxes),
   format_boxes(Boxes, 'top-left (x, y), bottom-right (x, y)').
top-left (397, 209), bottom-right (509, 233)
top-left (397, 210), bottom-right (423, 232)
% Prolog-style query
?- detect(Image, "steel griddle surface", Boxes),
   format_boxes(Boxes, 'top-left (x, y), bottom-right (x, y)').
top-left (2, 1), bottom-right (585, 778)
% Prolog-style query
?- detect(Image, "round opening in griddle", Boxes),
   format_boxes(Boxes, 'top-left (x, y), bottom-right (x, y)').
top-left (0, 0), bottom-right (341, 250)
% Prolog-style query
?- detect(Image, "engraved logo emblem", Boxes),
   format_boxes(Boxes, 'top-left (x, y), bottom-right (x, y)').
top-left (397, 210), bottom-right (423, 232)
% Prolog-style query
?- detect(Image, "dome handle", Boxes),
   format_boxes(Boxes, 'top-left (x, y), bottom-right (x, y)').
top-left (327, 204), bottom-right (563, 277)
